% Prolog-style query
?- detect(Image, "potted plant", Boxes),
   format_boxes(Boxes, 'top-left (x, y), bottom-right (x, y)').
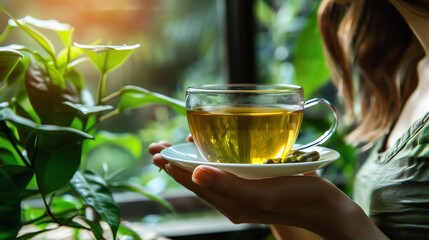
top-left (0, 8), bottom-right (185, 239)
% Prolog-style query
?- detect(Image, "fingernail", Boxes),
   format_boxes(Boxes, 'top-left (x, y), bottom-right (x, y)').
top-left (164, 163), bottom-right (171, 174)
top-left (192, 166), bottom-right (214, 188)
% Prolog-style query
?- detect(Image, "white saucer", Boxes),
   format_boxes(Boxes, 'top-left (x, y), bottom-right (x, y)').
top-left (160, 143), bottom-right (340, 179)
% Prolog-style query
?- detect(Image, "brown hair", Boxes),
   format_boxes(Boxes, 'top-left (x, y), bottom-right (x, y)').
top-left (318, 0), bottom-right (425, 146)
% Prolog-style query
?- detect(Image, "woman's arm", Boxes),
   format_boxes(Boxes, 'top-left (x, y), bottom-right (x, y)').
top-left (270, 225), bottom-right (323, 240)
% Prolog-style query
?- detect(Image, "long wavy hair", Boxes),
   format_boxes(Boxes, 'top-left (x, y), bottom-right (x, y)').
top-left (317, 0), bottom-right (426, 146)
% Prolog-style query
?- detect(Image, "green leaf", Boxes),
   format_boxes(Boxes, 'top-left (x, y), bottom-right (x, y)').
top-left (57, 45), bottom-right (83, 71)
top-left (0, 165), bottom-right (33, 194)
top-left (0, 49), bottom-right (29, 102)
top-left (70, 171), bottom-right (120, 239)
top-left (1, 44), bottom-right (26, 51)
top-left (0, 108), bottom-right (93, 196)
top-left (110, 182), bottom-right (175, 213)
top-left (46, 63), bottom-right (66, 88)
top-left (0, 21), bottom-right (13, 43)
top-left (14, 16), bottom-right (73, 48)
top-left (74, 43), bottom-right (140, 74)
top-left (53, 215), bottom-right (89, 231)
top-left (25, 62), bottom-right (80, 125)
top-left (20, 189), bottom-right (39, 199)
top-left (118, 224), bottom-right (142, 240)
top-left (0, 168), bottom-right (21, 240)
top-left (57, 27), bottom-right (74, 48)
top-left (64, 67), bottom-right (85, 91)
top-left (0, 137), bottom-right (21, 165)
top-left (293, 5), bottom-right (331, 98)
top-left (7, 17), bottom-right (56, 60)
top-left (0, 108), bottom-right (93, 140)
top-left (63, 102), bottom-right (113, 116)
top-left (32, 132), bottom-right (84, 195)
top-left (51, 194), bottom-right (82, 213)
top-left (0, 48), bottom-right (23, 85)
top-left (0, 147), bottom-right (17, 165)
top-left (117, 86), bottom-right (186, 115)
top-left (16, 16), bottom-right (71, 32)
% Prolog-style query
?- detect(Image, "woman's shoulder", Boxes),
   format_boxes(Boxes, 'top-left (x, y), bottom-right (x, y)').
top-left (384, 111), bottom-right (429, 160)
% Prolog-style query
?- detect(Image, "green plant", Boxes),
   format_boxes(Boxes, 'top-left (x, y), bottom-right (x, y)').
top-left (0, 9), bottom-right (185, 240)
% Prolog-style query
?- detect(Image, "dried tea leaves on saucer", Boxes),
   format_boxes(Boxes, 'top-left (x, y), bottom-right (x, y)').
top-left (263, 150), bottom-right (320, 164)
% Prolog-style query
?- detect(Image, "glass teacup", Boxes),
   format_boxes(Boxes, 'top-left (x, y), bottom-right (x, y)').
top-left (186, 84), bottom-right (338, 164)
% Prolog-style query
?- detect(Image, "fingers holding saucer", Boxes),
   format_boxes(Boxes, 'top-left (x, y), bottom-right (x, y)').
top-left (152, 153), bottom-right (170, 171)
top-left (148, 141), bottom-right (172, 155)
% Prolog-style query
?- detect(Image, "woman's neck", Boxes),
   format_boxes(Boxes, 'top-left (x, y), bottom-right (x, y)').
top-left (385, 1), bottom-right (429, 149)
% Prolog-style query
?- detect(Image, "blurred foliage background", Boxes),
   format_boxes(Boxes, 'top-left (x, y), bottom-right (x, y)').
top-left (1, 0), bottom-right (357, 214)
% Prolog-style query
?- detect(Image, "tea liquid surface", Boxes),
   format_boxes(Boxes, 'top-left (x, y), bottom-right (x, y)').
top-left (187, 105), bottom-right (303, 164)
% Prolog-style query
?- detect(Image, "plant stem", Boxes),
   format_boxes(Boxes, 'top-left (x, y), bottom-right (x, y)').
top-left (98, 109), bottom-right (120, 122)
top-left (41, 194), bottom-right (60, 223)
top-left (96, 72), bottom-right (107, 106)
top-left (101, 91), bottom-right (121, 104)
top-left (96, 50), bottom-right (111, 105)
top-left (38, 196), bottom-right (94, 233)
top-left (23, 207), bottom-right (85, 225)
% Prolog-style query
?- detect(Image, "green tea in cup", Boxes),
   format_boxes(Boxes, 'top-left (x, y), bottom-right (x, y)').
top-left (186, 84), bottom-right (337, 164)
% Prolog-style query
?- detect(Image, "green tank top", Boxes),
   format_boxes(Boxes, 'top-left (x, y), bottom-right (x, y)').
top-left (354, 112), bottom-right (429, 239)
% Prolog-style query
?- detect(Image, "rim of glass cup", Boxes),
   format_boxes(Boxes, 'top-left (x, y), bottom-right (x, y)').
top-left (186, 84), bottom-right (303, 94)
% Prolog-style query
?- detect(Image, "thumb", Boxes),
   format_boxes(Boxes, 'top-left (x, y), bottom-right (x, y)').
top-left (191, 165), bottom-right (216, 188)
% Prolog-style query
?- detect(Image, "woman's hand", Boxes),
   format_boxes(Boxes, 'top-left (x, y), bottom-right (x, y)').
top-left (148, 134), bottom-right (193, 172)
top-left (148, 140), bottom-right (387, 239)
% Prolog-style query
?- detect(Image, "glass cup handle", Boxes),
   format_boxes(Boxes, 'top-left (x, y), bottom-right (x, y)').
top-left (293, 98), bottom-right (339, 150)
